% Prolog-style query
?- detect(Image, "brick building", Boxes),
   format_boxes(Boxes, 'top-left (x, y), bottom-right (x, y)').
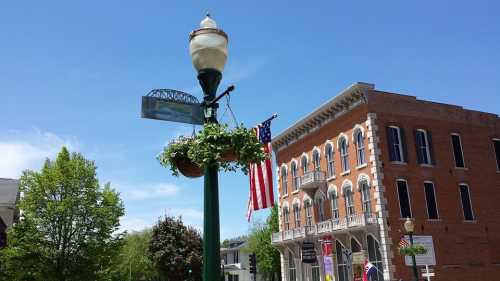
top-left (270, 83), bottom-right (500, 281)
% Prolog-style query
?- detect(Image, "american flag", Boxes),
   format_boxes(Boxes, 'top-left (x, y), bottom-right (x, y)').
top-left (398, 236), bottom-right (410, 248)
top-left (247, 119), bottom-right (275, 221)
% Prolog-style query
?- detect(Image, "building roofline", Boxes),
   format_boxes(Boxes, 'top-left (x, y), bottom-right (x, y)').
top-left (272, 82), bottom-right (374, 151)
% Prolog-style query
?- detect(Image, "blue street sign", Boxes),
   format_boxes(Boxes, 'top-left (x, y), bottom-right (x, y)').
top-left (141, 96), bottom-right (204, 125)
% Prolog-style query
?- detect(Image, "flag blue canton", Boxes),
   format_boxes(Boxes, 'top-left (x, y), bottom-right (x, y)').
top-left (258, 120), bottom-right (272, 143)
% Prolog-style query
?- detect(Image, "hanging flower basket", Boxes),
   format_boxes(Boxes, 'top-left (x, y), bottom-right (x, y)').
top-left (158, 123), bottom-right (268, 177)
top-left (173, 157), bottom-right (204, 178)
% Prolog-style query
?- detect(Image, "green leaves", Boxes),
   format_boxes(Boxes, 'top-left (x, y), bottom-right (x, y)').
top-left (158, 123), bottom-right (268, 177)
top-left (399, 244), bottom-right (428, 256)
top-left (0, 147), bottom-right (125, 281)
top-left (148, 216), bottom-right (202, 281)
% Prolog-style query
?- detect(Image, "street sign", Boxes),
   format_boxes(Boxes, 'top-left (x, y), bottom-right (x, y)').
top-left (404, 236), bottom-right (436, 266)
top-left (141, 89), bottom-right (203, 125)
top-left (302, 242), bottom-right (317, 263)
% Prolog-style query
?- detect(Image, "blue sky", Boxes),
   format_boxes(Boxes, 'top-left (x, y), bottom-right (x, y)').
top-left (1, 0), bottom-right (499, 239)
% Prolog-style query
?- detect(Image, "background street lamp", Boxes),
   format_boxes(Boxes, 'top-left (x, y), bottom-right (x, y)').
top-left (404, 218), bottom-right (419, 281)
top-left (189, 14), bottom-right (228, 281)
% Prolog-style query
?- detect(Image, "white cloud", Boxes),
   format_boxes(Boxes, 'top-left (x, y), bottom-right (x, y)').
top-left (119, 207), bottom-right (203, 233)
top-left (0, 129), bottom-right (78, 179)
top-left (119, 183), bottom-right (180, 201)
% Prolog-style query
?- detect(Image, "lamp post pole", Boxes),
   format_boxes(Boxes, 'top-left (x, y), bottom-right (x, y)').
top-left (189, 14), bottom-right (229, 281)
top-left (404, 218), bottom-right (419, 281)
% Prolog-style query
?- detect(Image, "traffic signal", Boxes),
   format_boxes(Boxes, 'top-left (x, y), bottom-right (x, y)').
top-left (249, 253), bottom-right (257, 274)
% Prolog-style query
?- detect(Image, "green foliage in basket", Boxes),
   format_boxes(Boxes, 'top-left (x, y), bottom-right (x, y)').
top-left (158, 123), bottom-right (268, 177)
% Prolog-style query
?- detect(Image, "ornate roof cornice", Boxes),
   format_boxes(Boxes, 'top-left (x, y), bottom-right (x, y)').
top-left (272, 82), bottom-right (374, 152)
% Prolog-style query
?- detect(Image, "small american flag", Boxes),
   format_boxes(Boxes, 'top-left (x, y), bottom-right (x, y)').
top-left (247, 119), bottom-right (274, 221)
top-left (398, 236), bottom-right (410, 248)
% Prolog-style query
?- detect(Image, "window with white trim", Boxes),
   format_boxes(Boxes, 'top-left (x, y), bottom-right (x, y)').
top-left (344, 186), bottom-right (355, 217)
top-left (493, 139), bottom-right (500, 171)
top-left (281, 166), bottom-right (288, 196)
top-left (367, 235), bottom-right (384, 281)
top-left (316, 197), bottom-right (325, 222)
top-left (388, 126), bottom-right (405, 162)
top-left (304, 199), bottom-right (313, 227)
top-left (424, 182), bottom-right (439, 220)
top-left (283, 207), bottom-right (290, 230)
top-left (293, 204), bottom-right (301, 227)
top-left (291, 162), bottom-right (299, 191)
top-left (397, 180), bottom-right (412, 218)
top-left (330, 191), bottom-right (339, 219)
top-left (355, 130), bottom-right (366, 166)
top-left (336, 241), bottom-right (349, 281)
top-left (459, 184), bottom-right (474, 221)
top-left (415, 129), bottom-right (432, 165)
top-left (339, 137), bottom-right (349, 172)
top-left (360, 180), bottom-right (372, 216)
top-left (301, 155), bottom-right (309, 174)
top-left (288, 252), bottom-right (296, 281)
top-left (313, 150), bottom-right (321, 172)
top-left (451, 134), bottom-right (465, 168)
top-left (325, 143), bottom-right (335, 177)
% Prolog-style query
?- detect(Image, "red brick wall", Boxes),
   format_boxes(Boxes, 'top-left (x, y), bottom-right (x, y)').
top-left (368, 91), bottom-right (500, 280)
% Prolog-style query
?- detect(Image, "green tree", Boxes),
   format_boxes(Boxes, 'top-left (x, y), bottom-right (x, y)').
top-left (0, 147), bottom-right (125, 281)
top-left (149, 216), bottom-right (202, 281)
top-left (245, 205), bottom-right (281, 281)
top-left (112, 229), bottom-right (159, 281)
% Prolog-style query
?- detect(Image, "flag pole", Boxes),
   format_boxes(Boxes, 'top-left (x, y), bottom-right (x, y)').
top-left (259, 113), bottom-right (278, 126)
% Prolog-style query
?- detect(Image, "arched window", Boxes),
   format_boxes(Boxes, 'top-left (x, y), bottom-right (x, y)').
top-left (367, 235), bottom-right (384, 281)
top-left (329, 190), bottom-right (339, 219)
top-left (344, 185), bottom-right (355, 217)
top-left (339, 137), bottom-right (349, 172)
top-left (315, 196), bottom-right (325, 222)
top-left (325, 143), bottom-right (335, 177)
top-left (281, 166), bottom-right (288, 196)
top-left (355, 130), bottom-right (366, 166)
top-left (293, 203), bottom-right (301, 228)
top-left (301, 155), bottom-right (309, 174)
top-left (283, 207), bottom-right (290, 231)
top-left (304, 199), bottom-right (313, 227)
top-left (291, 162), bottom-right (299, 191)
top-left (336, 241), bottom-right (349, 281)
top-left (360, 180), bottom-right (372, 216)
top-left (313, 149), bottom-right (321, 171)
top-left (288, 251), bottom-right (297, 281)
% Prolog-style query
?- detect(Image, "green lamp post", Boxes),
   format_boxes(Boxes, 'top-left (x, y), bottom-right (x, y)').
top-left (404, 218), bottom-right (419, 281)
top-left (189, 14), bottom-right (228, 281)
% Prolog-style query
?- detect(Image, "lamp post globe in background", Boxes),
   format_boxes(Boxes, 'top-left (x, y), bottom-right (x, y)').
top-left (189, 14), bottom-right (228, 281)
top-left (404, 218), bottom-right (419, 281)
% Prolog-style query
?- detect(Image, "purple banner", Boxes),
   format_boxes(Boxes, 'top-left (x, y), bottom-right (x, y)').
top-left (323, 256), bottom-right (334, 281)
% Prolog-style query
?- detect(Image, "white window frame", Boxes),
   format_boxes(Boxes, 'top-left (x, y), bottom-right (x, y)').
top-left (451, 133), bottom-right (466, 168)
top-left (339, 137), bottom-right (350, 172)
top-left (416, 129), bottom-right (432, 165)
top-left (360, 180), bottom-right (372, 215)
top-left (291, 161), bottom-right (299, 191)
top-left (344, 185), bottom-right (355, 217)
top-left (281, 166), bottom-right (288, 196)
top-left (423, 181), bottom-right (439, 220)
top-left (315, 197), bottom-right (325, 222)
top-left (325, 143), bottom-right (335, 178)
top-left (389, 126), bottom-right (404, 162)
top-left (283, 207), bottom-right (290, 230)
top-left (458, 183), bottom-right (475, 221)
top-left (304, 199), bottom-right (313, 227)
top-left (293, 204), bottom-right (301, 227)
top-left (396, 179), bottom-right (413, 218)
top-left (301, 154), bottom-right (309, 174)
top-left (355, 130), bottom-right (366, 166)
top-left (312, 148), bottom-right (321, 172)
top-left (329, 191), bottom-right (339, 219)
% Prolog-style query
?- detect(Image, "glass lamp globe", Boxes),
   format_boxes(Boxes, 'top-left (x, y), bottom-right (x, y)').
top-left (189, 14), bottom-right (228, 73)
top-left (404, 217), bottom-right (415, 233)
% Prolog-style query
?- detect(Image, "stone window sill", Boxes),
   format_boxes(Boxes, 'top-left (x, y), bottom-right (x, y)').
top-left (356, 163), bottom-right (368, 170)
top-left (419, 163), bottom-right (434, 168)
top-left (327, 176), bottom-right (336, 181)
top-left (391, 161), bottom-right (408, 165)
top-left (292, 190), bottom-right (300, 195)
top-left (454, 166), bottom-right (468, 171)
top-left (340, 170), bottom-right (351, 176)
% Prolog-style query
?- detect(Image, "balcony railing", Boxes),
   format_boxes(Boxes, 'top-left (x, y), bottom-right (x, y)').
top-left (299, 171), bottom-right (327, 195)
top-left (271, 213), bottom-right (377, 244)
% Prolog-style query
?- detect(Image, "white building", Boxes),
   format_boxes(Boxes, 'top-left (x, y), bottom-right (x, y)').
top-left (0, 178), bottom-right (19, 247)
top-left (221, 239), bottom-right (264, 281)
